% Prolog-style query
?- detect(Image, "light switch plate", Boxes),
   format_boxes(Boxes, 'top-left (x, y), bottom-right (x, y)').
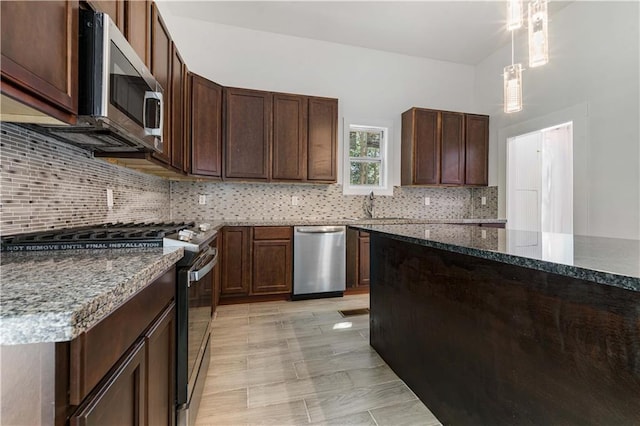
top-left (198, 195), bottom-right (206, 205)
top-left (424, 197), bottom-right (430, 206)
top-left (424, 229), bottom-right (430, 238)
top-left (481, 196), bottom-right (487, 205)
top-left (291, 196), bottom-right (299, 206)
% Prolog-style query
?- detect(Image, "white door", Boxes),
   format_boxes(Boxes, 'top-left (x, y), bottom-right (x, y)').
top-left (507, 122), bottom-right (574, 262)
top-left (507, 131), bottom-right (542, 232)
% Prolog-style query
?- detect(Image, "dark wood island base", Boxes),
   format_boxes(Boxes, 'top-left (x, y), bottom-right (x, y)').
top-left (370, 234), bottom-right (640, 425)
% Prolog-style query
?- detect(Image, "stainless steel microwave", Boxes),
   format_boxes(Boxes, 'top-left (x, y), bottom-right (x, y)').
top-left (43, 10), bottom-right (164, 153)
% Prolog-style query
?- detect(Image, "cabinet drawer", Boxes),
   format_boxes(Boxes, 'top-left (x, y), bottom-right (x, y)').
top-left (70, 339), bottom-right (146, 426)
top-left (358, 231), bottom-right (370, 239)
top-left (69, 266), bottom-right (175, 405)
top-left (253, 226), bottom-right (292, 240)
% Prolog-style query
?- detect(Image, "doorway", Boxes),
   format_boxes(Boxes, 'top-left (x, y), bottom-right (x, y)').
top-left (506, 122), bottom-right (574, 234)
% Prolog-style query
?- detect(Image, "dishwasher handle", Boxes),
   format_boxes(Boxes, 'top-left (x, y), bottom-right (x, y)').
top-left (295, 226), bottom-right (345, 234)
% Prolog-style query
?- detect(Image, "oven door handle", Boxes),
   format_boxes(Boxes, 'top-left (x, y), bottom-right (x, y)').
top-left (189, 247), bottom-right (218, 283)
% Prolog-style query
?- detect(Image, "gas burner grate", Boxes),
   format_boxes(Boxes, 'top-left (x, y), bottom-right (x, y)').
top-left (1, 221), bottom-right (197, 252)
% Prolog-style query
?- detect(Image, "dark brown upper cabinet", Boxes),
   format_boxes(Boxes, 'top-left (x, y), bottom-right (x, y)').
top-left (465, 114), bottom-right (489, 186)
top-left (0, 0), bottom-right (79, 124)
top-left (188, 73), bottom-right (223, 178)
top-left (272, 94), bottom-right (308, 181)
top-left (223, 92), bottom-right (337, 183)
top-left (89, 0), bottom-right (125, 32)
top-left (224, 88), bottom-right (273, 181)
top-left (402, 108), bottom-right (440, 185)
top-left (125, 0), bottom-right (150, 69)
top-left (170, 43), bottom-right (186, 172)
top-left (441, 111), bottom-right (465, 185)
top-left (91, 0), bottom-right (149, 66)
top-left (308, 97), bottom-right (338, 183)
top-left (150, 3), bottom-right (172, 165)
top-left (402, 107), bottom-right (489, 186)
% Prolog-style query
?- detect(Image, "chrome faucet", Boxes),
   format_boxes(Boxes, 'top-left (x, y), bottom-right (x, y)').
top-left (363, 191), bottom-right (375, 218)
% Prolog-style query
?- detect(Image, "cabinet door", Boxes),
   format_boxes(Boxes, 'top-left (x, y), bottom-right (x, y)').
top-left (212, 237), bottom-right (221, 311)
top-left (70, 340), bottom-right (146, 426)
top-left (224, 88), bottom-right (272, 180)
top-left (272, 94), bottom-right (307, 181)
top-left (1, 1), bottom-right (78, 122)
top-left (221, 227), bottom-right (251, 296)
top-left (346, 228), bottom-right (359, 289)
top-left (252, 228), bottom-right (292, 295)
top-left (90, 0), bottom-right (125, 32)
top-left (413, 109), bottom-right (440, 185)
top-left (441, 111), bottom-right (465, 185)
top-left (190, 74), bottom-right (223, 177)
top-left (307, 97), bottom-right (338, 182)
top-left (358, 233), bottom-right (370, 287)
top-left (170, 44), bottom-right (185, 172)
top-left (150, 3), bottom-right (172, 164)
top-left (125, 0), bottom-right (150, 68)
top-left (465, 114), bottom-right (489, 186)
top-left (145, 303), bottom-right (176, 426)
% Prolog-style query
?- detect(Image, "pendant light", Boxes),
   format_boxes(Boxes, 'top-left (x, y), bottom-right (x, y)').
top-left (504, 32), bottom-right (523, 113)
top-left (503, 0), bottom-right (549, 113)
top-left (507, 0), bottom-right (524, 30)
top-left (528, 0), bottom-right (549, 67)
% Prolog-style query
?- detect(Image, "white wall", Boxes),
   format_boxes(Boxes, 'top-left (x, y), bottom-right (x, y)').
top-left (474, 1), bottom-right (640, 239)
top-left (156, 4), bottom-right (476, 189)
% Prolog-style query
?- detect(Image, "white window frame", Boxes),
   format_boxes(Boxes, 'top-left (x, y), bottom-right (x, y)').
top-left (343, 119), bottom-right (393, 196)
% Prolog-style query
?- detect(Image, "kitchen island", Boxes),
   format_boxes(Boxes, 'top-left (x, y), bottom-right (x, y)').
top-left (351, 224), bottom-right (640, 425)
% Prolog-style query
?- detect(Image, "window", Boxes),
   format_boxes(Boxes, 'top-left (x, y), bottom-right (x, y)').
top-left (344, 121), bottom-right (391, 195)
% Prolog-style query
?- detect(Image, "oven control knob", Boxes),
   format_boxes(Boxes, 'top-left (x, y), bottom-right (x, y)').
top-left (178, 229), bottom-right (195, 241)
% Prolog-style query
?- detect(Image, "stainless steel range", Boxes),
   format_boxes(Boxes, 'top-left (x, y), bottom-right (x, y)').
top-left (1, 221), bottom-right (218, 426)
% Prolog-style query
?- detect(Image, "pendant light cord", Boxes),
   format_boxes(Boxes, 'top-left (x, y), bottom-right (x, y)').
top-left (511, 30), bottom-right (515, 65)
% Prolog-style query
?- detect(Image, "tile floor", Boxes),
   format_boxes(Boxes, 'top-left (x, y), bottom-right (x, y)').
top-left (195, 294), bottom-right (442, 425)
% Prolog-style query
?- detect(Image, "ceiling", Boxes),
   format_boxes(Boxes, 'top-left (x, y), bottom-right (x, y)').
top-left (161, 1), bottom-right (571, 65)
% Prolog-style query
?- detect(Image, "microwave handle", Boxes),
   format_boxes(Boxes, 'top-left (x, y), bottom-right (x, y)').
top-left (143, 91), bottom-right (163, 138)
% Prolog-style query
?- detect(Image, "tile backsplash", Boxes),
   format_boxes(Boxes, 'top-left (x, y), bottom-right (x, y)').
top-left (0, 123), bottom-right (171, 235)
top-left (171, 181), bottom-right (498, 222)
top-left (0, 123), bottom-right (497, 235)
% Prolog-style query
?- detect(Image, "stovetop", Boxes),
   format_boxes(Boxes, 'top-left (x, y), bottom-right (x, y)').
top-left (1, 222), bottom-right (196, 252)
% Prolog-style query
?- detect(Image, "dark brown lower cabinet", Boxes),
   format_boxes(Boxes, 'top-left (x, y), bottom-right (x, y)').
top-left (61, 268), bottom-right (176, 426)
top-left (252, 227), bottom-right (292, 295)
top-left (346, 229), bottom-right (370, 291)
top-left (145, 302), bottom-right (176, 426)
top-left (220, 227), bottom-right (251, 296)
top-left (70, 339), bottom-right (146, 426)
top-left (220, 226), bottom-right (294, 300)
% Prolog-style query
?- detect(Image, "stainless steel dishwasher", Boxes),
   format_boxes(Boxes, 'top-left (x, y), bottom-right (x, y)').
top-left (293, 225), bottom-right (346, 300)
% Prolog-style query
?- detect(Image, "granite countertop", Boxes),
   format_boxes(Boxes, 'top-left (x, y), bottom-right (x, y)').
top-left (350, 223), bottom-right (640, 292)
top-left (0, 217), bottom-right (504, 346)
top-left (0, 247), bottom-right (184, 345)
top-left (206, 217), bottom-right (507, 229)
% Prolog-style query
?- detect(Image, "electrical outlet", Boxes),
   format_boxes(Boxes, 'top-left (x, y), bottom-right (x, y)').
top-left (481, 196), bottom-right (487, 205)
top-left (198, 195), bottom-right (206, 205)
top-left (424, 229), bottom-right (430, 239)
top-left (291, 196), bottom-right (299, 206)
top-left (481, 229), bottom-right (487, 239)
top-left (424, 197), bottom-right (430, 206)
top-left (106, 188), bottom-right (114, 210)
